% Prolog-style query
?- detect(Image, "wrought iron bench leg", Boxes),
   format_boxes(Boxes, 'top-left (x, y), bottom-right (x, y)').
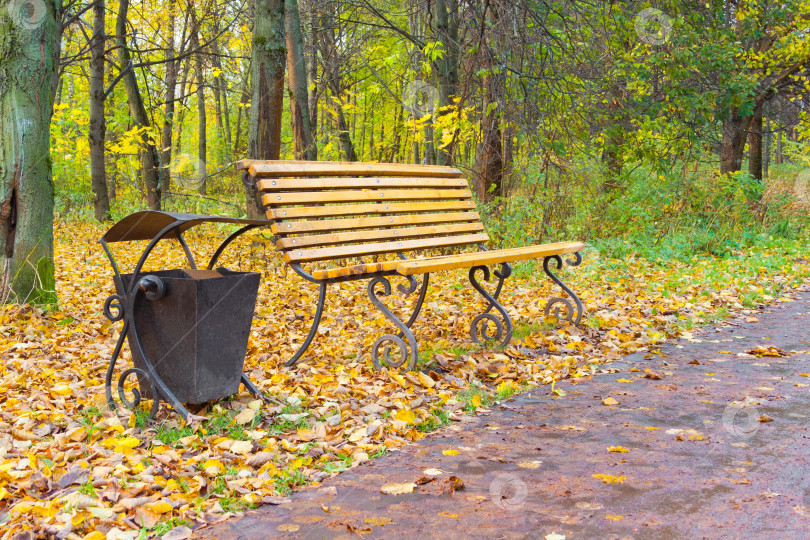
top-left (468, 263), bottom-right (514, 347)
top-left (542, 253), bottom-right (584, 325)
top-left (284, 281), bottom-right (327, 367)
top-left (368, 275), bottom-right (420, 371)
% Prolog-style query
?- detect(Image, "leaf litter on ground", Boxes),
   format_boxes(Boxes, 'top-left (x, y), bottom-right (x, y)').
top-left (0, 221), bottom-right (807, 537)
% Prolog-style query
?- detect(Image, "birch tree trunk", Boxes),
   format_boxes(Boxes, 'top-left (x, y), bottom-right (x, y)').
top-left (0, 0), bottom-right (59, 304)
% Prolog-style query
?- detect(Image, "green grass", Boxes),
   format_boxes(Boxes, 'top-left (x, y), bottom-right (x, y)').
top-left (495, 382), bottom-right (518, 401)
top-left (155, 423), bottom-right (193, 446)
top-left (274, 469), bottom-right (309, 496)
top-left (140, 518), bottom-right (190, 539)
top-left (416, 407), bottom-right (451, 433)
top-left (459, 384), bottom-right (494, 414)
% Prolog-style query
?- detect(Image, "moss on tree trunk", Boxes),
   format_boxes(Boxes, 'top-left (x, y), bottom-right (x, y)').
top-left (0, 0), bottom-right (58, 304)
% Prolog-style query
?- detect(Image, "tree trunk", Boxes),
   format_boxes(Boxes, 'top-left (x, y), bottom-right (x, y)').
top-left (233, 69), bottom-right (250, 156)
top-left (720, 111), bottom-right (753, 176)
top-left (474, 47), bottom-right (504, 202)
top-left (306, 8), bottom-right (319, 154)
top-left (160, 0), bottom-right (177, 198)
top-left (433, 0), bottom-right (459, 166)
top-left (748, 102), bottom-right (763, 181)
top-left (247, 0), bottom-right (286, 219)
top-left (1, 0), bottom-right (59, 304)
top-left (192, 21), bottom-right (207, 195)
top-left (285, 0), bottom-right (315, 160)
top-left (116, 0), bottom-right (161, 209)
top-left (89, 0), bottom-right (110, 221)
top-left (174, 57), bottom-right (193, 156)
top-left (763, 102), bottom-right (771, 180)
top-left (211, 38), bottom-right (232, 157)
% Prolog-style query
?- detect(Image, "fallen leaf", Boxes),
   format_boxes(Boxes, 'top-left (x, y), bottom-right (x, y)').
top-left (592, 473), bottom-right (626, 484)
top-left (381, 482), bottom-right (417, 495)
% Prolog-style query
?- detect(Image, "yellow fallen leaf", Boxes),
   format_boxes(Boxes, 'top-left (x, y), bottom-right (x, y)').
top-left (83, 532), bottom-right (106, 540)
top-left (381, 482), bottom-right (417, 495)
top-left (418, 372), bottom-right (435, 388)
top-left (442, 449), bottom-right (459, 456)
top-left (471, 395), bottom-right (482, 408)
top-left (438, 511), bottom-right (458, 517)
top-left (593, 473), bottom-right (626, 484)
top-left (145, 500), bottom-right (173, 514)
top-left (51, 384), bottom-right (73, 396)
top-left (203, 458), bottom-right (225, 476)
top-left (607, 446), bottom-right (629, 453)
top-left (390, 373), bottom-right (410, 388)
top-left (605, 514), bottom-right (624, 521)
top-left (395, 409), bottom-right (416, 424)
top-left (602, 397), bottom-right (619, 406)
top-left (616, 379), bottom-right (634, 383)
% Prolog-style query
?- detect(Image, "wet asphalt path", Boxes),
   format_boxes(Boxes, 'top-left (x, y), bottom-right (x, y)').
top-left (200, 290), bottom-right (810, 539)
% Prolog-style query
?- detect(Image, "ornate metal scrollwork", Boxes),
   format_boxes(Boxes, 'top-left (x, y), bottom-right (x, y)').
top-left (117, 367), bottom-right (160, 419)
top-left (368, 276), bottom-right (419, 371)
top-left (102, 276), bottom-right (176, 422)
top-left (103, 294), bottom-right (125, 322)
top-left (468, 264), bottom-right (513, 347)
top-left (542, 253), bottom-right (584, 325)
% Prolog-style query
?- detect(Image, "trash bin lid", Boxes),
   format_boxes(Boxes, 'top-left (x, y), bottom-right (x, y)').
top-left (101, 211), bottom-right (269, 243)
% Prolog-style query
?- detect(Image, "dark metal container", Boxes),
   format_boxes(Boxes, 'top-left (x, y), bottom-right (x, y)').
top-left (115, 268), bottom-right (260, 404)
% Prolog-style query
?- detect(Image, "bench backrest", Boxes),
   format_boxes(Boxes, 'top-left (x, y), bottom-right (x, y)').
top-left (237, 160), bottom-right (489, 266)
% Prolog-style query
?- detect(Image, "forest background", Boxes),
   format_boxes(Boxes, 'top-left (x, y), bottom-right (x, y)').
top-left (2, 0), bottom-right (810, 303)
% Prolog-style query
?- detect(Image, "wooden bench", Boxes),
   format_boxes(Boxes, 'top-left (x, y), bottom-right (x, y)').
top-left (237, 160), bottom-right (586, 371)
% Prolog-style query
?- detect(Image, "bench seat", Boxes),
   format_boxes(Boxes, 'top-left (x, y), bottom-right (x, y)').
top-left (237, 159), bottom-right (586, 371)
top-left (311, 241), bottom-right (585, 280)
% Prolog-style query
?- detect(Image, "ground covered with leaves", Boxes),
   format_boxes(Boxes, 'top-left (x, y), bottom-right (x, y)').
top-left (0, 221), bottom-right (808, 538)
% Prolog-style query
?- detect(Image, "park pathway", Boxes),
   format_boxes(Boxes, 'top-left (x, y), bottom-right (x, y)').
top-left (199, 289), bottom-right (810, 539)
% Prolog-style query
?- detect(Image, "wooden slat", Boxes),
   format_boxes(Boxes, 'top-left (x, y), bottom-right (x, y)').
top-left (271, 211), bottom-right (480, 234)
top-left (285, 233), bottom-right (490, 263)
top-left (267, 200), bottom-right (476, 220)
top-left (263, 188), bottom-right (471, 206)
top-left (394, 242), bottom-right (586, 275)
top-left (258, 177), bottom-right (469, 191)
top-left (277, 223), bottom-right (485, 249)
top-left (312, 261), bottom-right (400, 281)
top-left (237, 160), bottom-right (462, 178)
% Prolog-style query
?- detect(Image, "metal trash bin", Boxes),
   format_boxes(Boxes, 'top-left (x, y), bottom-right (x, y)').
top-left (100, 211), bottom-right (270, 420)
